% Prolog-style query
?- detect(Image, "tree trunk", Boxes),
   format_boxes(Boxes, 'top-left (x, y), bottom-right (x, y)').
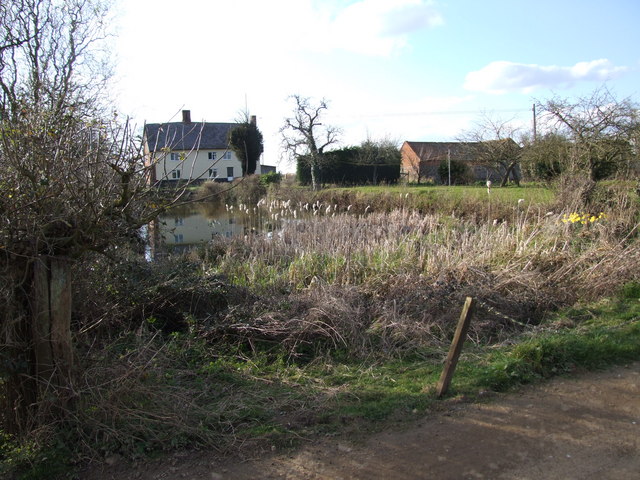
top-left (2, 256), bottom-right (73, 434)
top-left (500, 162), bottom-right (520, 187)
top-left (310, 163), bottom-right (319, 191)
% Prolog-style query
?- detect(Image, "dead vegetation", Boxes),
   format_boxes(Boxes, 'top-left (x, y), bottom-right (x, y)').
top-left (95, 178), bottom-right (637, 363)
top-left (4, 180), bottom-right (639, 474)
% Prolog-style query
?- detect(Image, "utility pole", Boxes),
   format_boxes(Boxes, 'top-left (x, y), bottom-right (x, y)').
top-left (532, 103), bottom-right (537, 142)
top-left (447, 148), bottom-right (451, 186)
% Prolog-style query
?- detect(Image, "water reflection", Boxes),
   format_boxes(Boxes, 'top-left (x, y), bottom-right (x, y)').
top-left (148, 198), bottom-right (357, 259)
top-left (150, 203), bottom-right (245, 258)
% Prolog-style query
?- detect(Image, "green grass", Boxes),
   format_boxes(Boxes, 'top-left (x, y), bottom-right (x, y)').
top-left (312, 183), bottom-right (556, 220)
top-left (4, 177), bottom-right (639, 479)
top-left (326, 298), bottom-right (637, 417)
top-left (216, 290), bottom-right (638, 435)
top-left (3, 286), bottom-right (639, 479)
top-left (446, 294), bottom-right (640, 395)
top-left (331, 183), bottom-right (555, 206)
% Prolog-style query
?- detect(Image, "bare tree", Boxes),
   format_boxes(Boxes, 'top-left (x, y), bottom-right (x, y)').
top-left (0, 0), bottom-right (191, 434)
top-left (411, 145), bottom-right (438, 184)
top-left (0, 2), bottom-right (30, 54)
top-left (537, 87), bottom-right (639, 181)
top-left (280, 95), bottom-right (340, 190)
top-left (0, 0), bottom-right (113, 118)
top-left (460, 113), bottom-right (522, 186)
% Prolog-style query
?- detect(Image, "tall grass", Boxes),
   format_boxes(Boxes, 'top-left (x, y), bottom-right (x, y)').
top-left (216, 197), bottom-right (635, 300)
top-left (167, 181), bottom-right (640, 359)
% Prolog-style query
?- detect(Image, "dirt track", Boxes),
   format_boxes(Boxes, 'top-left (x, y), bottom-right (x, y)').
top-left (87, 362), bottom-right (640, 479)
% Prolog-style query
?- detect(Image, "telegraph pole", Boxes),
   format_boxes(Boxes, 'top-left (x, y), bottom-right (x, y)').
top-left (532, 103), bottom-right (537, 142)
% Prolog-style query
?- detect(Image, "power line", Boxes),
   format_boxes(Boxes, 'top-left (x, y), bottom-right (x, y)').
top-left (335, 108), bottom-right (531, 120)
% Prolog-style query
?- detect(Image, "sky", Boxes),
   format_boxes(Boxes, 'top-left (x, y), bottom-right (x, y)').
top-left (112, 0), bottom-right (640, 172)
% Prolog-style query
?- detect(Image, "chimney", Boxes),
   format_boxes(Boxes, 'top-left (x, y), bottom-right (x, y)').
top-left (182, 110), bottom-right (191, 123)
top-left (250, 115), bottom-right (257, 126)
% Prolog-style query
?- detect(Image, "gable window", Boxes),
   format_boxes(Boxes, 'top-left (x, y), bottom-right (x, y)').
top-left (173, 233), bottom-right (184, 243)
top-left (208, 152), bottom-right (217, 161)
top-left (223, 151), bottom-right (232, 160)
top-left (208, 168), bottom-right (217, 178)
top-left (174, 217), bottom-right (184, 226)
top-left (171, 170), bottom-right (181, 179)
top-left (227, 167), bottom-right (234, 178)
top-left (170, 153), bottom-right (180, 161)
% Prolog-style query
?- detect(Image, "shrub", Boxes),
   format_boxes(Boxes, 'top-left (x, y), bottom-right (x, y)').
top-left (438, 158), bottom-right (471, 185)
top-left (259, 171), bottom-right (282, 186)
top-left (621, 281), bottom-right (640, 300)
top-left (233, 175), bottom-right (267, 205)
top-left (196, 180), bottom-right (229, 202)
top-left (72, 255), bottom-right (237, 335)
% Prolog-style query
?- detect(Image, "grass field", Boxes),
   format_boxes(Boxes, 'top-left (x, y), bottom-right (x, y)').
top-left (342, 183), bottom-right (555, 204)
top-left (310, 183), bottom-right (556, 221)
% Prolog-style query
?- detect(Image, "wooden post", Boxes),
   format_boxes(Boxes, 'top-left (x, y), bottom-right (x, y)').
top-left (32, 256), bottom-right (73, 402)
top-left (436, 297), bottom-right (476, 398)
top-left (50, 257), bottom-right (73, 384)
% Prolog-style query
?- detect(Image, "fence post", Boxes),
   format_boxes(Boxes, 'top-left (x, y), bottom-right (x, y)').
top-left (436, 297), bottom-right (476, 398)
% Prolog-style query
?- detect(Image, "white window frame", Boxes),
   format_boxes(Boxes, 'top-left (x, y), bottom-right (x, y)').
top-left (170, 152), bottom-right (180, 161)
top-left (223, 151), bottom-right (232, 160)
top-left (208, 152), bottom-right (217, 161)
top-left (208, 168), bottom-right (218, 178)
top-left (226, 166), bottom-right (234, 178)
top-left (171, 170), bottom-right (181, 179)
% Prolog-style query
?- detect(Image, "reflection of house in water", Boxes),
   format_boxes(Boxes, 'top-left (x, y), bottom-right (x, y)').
top-left (149, 209), bottom-right (245, 258)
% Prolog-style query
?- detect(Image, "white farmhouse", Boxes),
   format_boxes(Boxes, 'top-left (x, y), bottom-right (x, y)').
top-left (143, 110), bottom-right (243, 184)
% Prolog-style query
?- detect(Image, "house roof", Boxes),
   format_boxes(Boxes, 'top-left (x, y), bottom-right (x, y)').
top-left (144, 121), bottom-right (237, 151)
top-left (403, 139), bottom-right (520, 163)
top-left (403, 141), bottom-right (478, 162)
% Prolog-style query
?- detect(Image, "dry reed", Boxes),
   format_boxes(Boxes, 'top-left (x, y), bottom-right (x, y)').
top-left (187, 187), bottom-right (639, 355)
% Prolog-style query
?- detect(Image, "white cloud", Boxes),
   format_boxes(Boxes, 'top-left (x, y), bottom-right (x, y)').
top-left (173, 0), bottom-right (444, 57)
top-left (113, 0), bottom-right (447, 171)
top-left (464, 59), bottom-right (628, 94)
top-left (327, 0), bottom-right (444, 56)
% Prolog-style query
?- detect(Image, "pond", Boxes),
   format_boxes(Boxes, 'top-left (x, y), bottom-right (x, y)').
top-left (148, 199), bottom-right (337, 259)
top-left (148, 203), bottom-right (242, 258)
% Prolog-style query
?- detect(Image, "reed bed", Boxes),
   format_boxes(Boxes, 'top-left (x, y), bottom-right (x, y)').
top-left (182, 189), bottom-right (640, 357)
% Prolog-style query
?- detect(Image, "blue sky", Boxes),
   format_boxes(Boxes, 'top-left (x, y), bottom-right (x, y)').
top-left (113, 0), bottom-right (640, 171)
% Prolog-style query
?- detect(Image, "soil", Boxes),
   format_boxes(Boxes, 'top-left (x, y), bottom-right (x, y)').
top-left (83, 362), bottom-right (640, 480)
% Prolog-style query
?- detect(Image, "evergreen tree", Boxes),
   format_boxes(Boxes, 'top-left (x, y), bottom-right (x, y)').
top-left (229, 114), bottom-right (264, 176)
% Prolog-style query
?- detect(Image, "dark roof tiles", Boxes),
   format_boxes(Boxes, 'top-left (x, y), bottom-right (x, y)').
top-left (144, 122), bottom-right (237, 151)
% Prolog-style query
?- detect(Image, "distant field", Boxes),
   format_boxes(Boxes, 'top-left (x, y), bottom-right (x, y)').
top-left (315, 183), bottom-right (556, 217)
top-left (342, 183), bottom-right (555, 206)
